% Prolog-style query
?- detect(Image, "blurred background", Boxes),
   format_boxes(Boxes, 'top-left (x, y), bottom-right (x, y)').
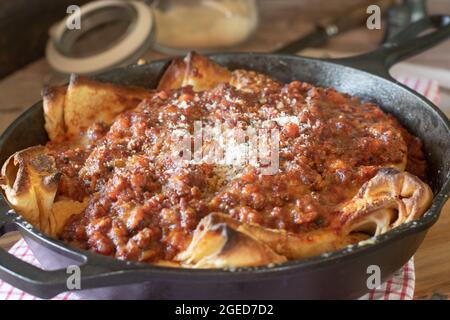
top-left (0, 0), bottom-right (448, 77)
top-left (1, 0), bottom-right (447, 121)
top-left (0, 0), bottom-right (449, 299)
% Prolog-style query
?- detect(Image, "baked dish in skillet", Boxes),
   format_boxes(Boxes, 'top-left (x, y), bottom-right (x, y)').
top-left (0, 53), bottom-right (433, 268)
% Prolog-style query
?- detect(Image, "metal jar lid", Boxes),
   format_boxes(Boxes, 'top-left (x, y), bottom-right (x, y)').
top-left (46, 0), bottom-right (155, 75)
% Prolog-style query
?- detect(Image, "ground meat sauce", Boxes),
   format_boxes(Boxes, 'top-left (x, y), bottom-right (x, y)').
top-left (57, 70), bottom-right (426, 263)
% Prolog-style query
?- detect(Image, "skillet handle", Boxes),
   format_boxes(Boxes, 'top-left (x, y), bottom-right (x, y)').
top-left (0, 196), bottom-right (70, 298)
top-left (0, 195), bottom-right (135, 299)
top-left (333, 15), bottom-right (450, 78)
top-left (0, 244), bottom-right (69, 299)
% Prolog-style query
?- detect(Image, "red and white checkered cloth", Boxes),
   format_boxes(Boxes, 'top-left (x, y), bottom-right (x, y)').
top-left (0, 75), bottom-right (440, 300)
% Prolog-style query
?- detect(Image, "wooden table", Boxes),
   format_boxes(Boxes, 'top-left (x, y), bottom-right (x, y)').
top-left (0, 0), bottom-right (449, 299)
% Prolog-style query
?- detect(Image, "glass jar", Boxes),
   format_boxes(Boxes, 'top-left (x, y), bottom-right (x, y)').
top-left (152, 0), bottom-right (259, 53)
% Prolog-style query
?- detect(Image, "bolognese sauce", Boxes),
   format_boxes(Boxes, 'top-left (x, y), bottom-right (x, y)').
top-left (57, 70), bottom-right (426, 263)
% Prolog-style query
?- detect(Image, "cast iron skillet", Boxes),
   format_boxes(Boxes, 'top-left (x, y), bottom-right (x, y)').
top-left (0, 15), bottom-right (449, 300)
